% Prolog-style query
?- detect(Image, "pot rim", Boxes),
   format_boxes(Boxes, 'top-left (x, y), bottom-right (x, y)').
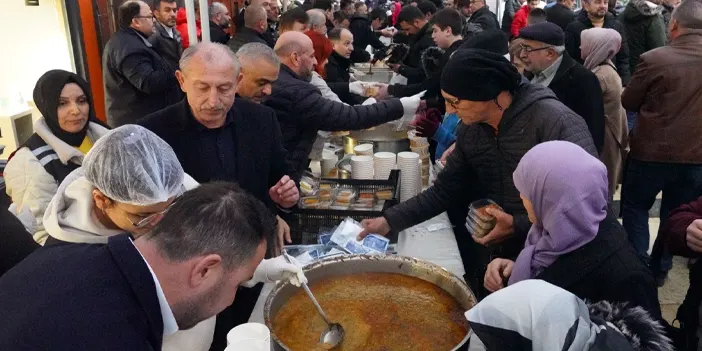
top-left (263, 254), bottom-right (476, 351)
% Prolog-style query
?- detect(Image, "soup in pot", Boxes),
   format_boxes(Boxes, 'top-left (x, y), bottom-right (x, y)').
top-left (272, 272), bottom-right (469, 350)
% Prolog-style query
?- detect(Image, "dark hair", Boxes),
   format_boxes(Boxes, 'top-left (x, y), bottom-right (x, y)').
top-left (340, 0), bottom-right (354, 9)
top-left (152, 0), bottom-right (176, 10)
top-left (456, 0), bottom-right (470, 8)
top-left (313, 0), bottom-right (333, 11)
top-left (145, 182), bottom-right (274, 269)
top-left (328, 27), bottom-right (343, 40)
top-left (527, 8), bottom-right (547, 24)
top-left (398, 5), bottom-right (425, 23)
top-left (333, 11), bottom-right (349, 22)
top-left (431, 8), bottom-right (462, 34)
top-left (279, 7), bottom-right (310, 29)
top-left (370, 8), bottom-right (388, 21)
top-left (355, 1), bottom-right (367, 9)
top-left (119, 1), bottom-right (143, 29)
top-left (417, 1), bottom-right (438, 15)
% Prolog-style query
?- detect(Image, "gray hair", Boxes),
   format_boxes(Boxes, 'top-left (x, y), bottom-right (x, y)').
top-left (553, 45), bottom-right (566, 55)
top-left (672, 0), bottom-right (702, 30)
top-left (307, 9), bottom-right (327, 28)
top-left (144, 182), bottom-right (274, 269)
top-left (236, 42), bottom-right (281, 66)
top-left (209, 2), bottom-right (227, 19)
top-left (244, 4), bottom-right (267, 27)
top-left (180, 42), bottom-right (240, 75)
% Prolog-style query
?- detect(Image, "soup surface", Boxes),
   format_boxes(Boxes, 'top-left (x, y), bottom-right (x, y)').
top-left (272, 272), bottom-right (469, 350)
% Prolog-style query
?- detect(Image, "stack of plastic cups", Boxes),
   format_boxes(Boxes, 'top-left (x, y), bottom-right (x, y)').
top-left (397, 152), bottom-right (421, 202)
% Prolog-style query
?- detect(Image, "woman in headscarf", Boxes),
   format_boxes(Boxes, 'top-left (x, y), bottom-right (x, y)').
top-left (4, 69), bottom-right (109, 243)
top-left (466, 279), bottom-right (672, 351)
top-left (581, 27), bottom-right (629, 199)
top-left (42, 125), bottom-right (303, 351)
top-left (483, 141), bottom-right (661, 318)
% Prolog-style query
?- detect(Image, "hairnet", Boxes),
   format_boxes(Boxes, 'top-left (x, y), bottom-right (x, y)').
top-left (83, 125), bottom-right (185, 206)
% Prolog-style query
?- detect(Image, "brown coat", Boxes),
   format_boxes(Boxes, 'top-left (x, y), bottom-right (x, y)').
top-left (622, 32), bottom-right (702, 163)
top-left (592, 61), bottom-right (628, 196)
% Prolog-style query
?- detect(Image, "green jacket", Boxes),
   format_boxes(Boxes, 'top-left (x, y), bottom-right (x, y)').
top-left (619, 0), bottom-right (667, 75)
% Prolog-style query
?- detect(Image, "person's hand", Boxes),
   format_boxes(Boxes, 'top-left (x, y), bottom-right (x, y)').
top-left (244, 255), bottom-right (308, 287)
top-left (380, 28), bottom-right (396, 37)
top-left (349, 81), bottom-right (365, 95)
top-left (375, 83), bottom-right (389, 99)
top-left (440, 143), bottom-right (456, 164)
top-left (274, 215), bottom-right (292, 255)
top-left (399, 91), bottom-right (426, 117)
top-left (387, 63), bottom-right (401, 73)
top-left (357, 217), bottom-right (391, 240)
top-left (415, 108), bottom-right (442, 138)
top-left (473, 208), bottom-right (514, 246)
top-left (269, 175), bottom-right (299, 208)
top-left (686, 219), bottom-right (702, 253)
top-left (484, 258), bottom-right (514, 292)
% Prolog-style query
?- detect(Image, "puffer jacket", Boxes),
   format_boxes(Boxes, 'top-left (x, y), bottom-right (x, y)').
top-left (4, 119), bottom-right (109, 244)
top-left (383, 82), bottom-right (597, 258)
top-left (619, 0), bottom-right (666, 75)
top-left (42, 168), bottom-right (209, 351)
top-left (264, 64), bottom-right (405, 175)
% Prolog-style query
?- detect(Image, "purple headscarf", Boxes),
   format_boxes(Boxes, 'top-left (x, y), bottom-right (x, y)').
top-left (508, 141), bottom-right (608, 285)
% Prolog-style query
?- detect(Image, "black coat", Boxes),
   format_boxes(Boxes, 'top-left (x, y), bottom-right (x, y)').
top-left (468, 6), bottom-right (500, 31)
top-left (148, 21), bottom-right (183, 69)
top-left (388, 39), bottom-right (464, 113)
top-left (264, 64), bottom-right (405, 175)
top-left (139, 98), bottom-right (292, 209)
top-left (398, 22), bottom-right (435, 84)
top-left (565, 10), bottom-right (631, 85)
top-left (209, 21), bottom-right (231, 45)
top-left (501, 0), bottom-right (523, 35)
top-left (102, 28), bottom-right (182, 127)
top-left (227, 27), bottom-right (271, 53)
top-left (618, 0), bottom-right (667, 75)
top-left (0, 234), bottom-right (164, 350)
top-left (546, 2), bottom-right (576, 31)
top-left (537, 213), bottom-right (662, 319)
top-left (384, 83), bottom-right (597, 258)
top-left (0, 209), bottom-right (38, 278)
top-left (547, 52), bottom-right (606, 153)
top-left (324, 52), bottom-right (365, 105)
top-left (348, 15), bottom-right (385, 63)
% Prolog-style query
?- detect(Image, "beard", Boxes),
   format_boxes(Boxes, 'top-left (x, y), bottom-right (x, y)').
top-left (171, 280), bottom-right (227, 330)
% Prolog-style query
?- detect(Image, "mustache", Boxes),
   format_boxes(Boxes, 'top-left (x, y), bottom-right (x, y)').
top-left (199, 104), bottom-right (225, 111)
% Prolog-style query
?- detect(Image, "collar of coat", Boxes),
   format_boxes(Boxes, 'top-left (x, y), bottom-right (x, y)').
top-left (34, 118), bottom-right (110, 165)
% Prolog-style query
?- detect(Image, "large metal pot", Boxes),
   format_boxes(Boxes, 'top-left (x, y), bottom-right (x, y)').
top-left (264, 255), bottom-right (476, 351)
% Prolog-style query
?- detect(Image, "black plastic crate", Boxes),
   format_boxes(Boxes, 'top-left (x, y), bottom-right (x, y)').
top-left (286, 169), bottom-right (401, 244)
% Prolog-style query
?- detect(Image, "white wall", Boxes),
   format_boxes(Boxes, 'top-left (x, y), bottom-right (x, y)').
top-left (0, 0), bottom-right (74, 110)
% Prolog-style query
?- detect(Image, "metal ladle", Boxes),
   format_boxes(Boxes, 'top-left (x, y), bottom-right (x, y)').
top-left (282, 251), bottom-right (345, 349)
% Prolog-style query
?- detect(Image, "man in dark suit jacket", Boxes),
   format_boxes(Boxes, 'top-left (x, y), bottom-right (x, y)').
top-left (519, 23), bottom-right (605, 153)
top-left (465, 0), bottom-right (500, 30)
top-left (565, 1), bottom-right (631, 84)
top-left (103, 1), bottom-right (182, 127)
top-left (546, 0), bottom-right (576, 31)
top-left (0, 183), bottom-right (275, 351)
top-left (138, 42), bottom-right (298, 351)
top-left (228, 5), bottom-right (271, 53)
top-left (209, 2), bottom-right (232, 44)
top-left (149, 0), bottom-right (183, 69)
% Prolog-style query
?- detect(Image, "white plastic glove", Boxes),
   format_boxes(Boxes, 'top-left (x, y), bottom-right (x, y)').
top-left (349, 81), bottom-right (366, 95)
top-left (399, 90), bottom-right (426, 117)
top-left (242, 255), bottom-right (308, 288)
top-left (362, 97), bottom-right (377, 105)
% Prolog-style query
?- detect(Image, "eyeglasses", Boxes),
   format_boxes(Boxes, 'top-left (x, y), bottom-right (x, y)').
top-left (445, 96), bottom-right (461, 109)
top-left (118, 200), bottom-right (178, 229)
top-left (519, 44), bottom-right (554, 53)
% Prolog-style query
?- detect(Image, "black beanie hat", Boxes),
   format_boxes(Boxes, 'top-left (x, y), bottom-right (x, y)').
top-left (459, 29), bottom-right (509, 55)
top-left (441, 49), bottom-right (522, 101)
top-left (518, 22), bottom-right (565, 46)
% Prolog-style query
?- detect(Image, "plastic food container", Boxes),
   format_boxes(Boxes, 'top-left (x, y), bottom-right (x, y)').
top-left (465, 199), bottom-right (503, 238)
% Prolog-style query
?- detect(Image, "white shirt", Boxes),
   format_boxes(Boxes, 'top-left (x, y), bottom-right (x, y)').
top-left (130, 240), bottom-right (179, 337)
top-left (164, 25), bottom-right (174, 38)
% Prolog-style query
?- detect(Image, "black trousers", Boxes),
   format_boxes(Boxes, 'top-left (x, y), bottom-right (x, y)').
top-left (209, 283), bottom-right (264, 351)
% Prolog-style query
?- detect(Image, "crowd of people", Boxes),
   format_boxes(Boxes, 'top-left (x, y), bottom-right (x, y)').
top-left (0, 0), bottom-right (701, 349)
